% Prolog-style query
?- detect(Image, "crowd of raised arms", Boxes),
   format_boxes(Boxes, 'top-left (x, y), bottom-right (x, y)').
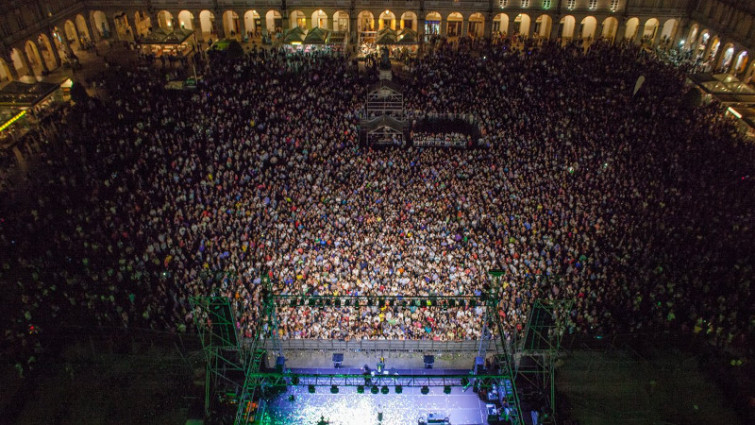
top-left (1, 39), bottom-right (753, 372)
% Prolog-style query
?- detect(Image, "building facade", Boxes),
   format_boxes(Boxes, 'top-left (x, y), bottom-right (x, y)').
top-left (0, 0), bottom-right (753, 81)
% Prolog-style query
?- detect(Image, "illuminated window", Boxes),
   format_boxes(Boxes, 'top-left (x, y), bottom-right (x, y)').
top-left (610, 0), bottom-right (620, 12)
top-left (589, 0), bottom-right (598, 9)
top-left (499, 0), bottom-right (509, 7)
top-left (566, 0), bottom-right (576, 10)
top-left (542, 0), bottom-right (553, 9)
top-left (521, 0), bottom-right (531, 7)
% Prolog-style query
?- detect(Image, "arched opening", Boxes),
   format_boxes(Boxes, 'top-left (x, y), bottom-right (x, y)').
top-left (708, 37), bottom-right (721, 63)
top-left (425, 12), bottom-right (442, 36)
top-left (697, 31), bottom-right (710, 54)
top-left (624, 17), bottom-right (639, 41)
top-left (493, 13), bottom-right (509, 37)
top-left (333, 11), bottom-right (349, 33)
top-left (534, 15), bottom-right (552, 39)
top-left (37, 34), bottom-right (58, 70)
top-left (75, 14), bottom-right (90, 41)
top-left (244, 10), bottom-right (261, 36)
top-left (265, 10), bottom-right (282, 34)
top-left (64, 20), bottom-right (81, 50)
top-left (0, 58), bottom-right (12, 82)
top-left (447, 12), bottom-right (463, 37)
top-left (112, 13), bottom-right (132, 41)
top-left (513, 14), bottom-right (531, 37)
top-left (660, 18), bottom-right (678, 48)
top-left (24, 41), bottom-right (44, 76)
top-left (10, 48), bottom-right (31, 78)
top-left (719, 44), bottom-right (735, 72)
top-left (289, 10), bottom-right (306, 29)
top-left (560, 15), bottom-right (576, 40)
top-left (733, 51), bottom-right (748, 75)
top-left (312, 10), bottom-right (328, 29)
top-left (400, 12), bottom-right (417, 31)
top-left (378, 10), bottom-right (396, 31)
top-left (357, 11), bottom-right (375, 33)
top-left (686, 24), bottom-right (699, 49)
top-left (601, 17), bottom-right (618, 42)
top-left (642, 18), bottom-right (659, 45)
top-left (580, 16), bottom-right (597, 40)
top-left (91, 11), bottom-right (109, 39)
top-left (157, 11), bottom-right (174, 31)
top-left (744, 61), bottom-right (755, 84)
top-left (178, 10), bottom-right (195, 30)
top-left (199, 10), bottom-right (216, 38)
top-left (133, 11), bottom-right (151, 37)
top-left (468, 13), bottom-right (484, 38)
top-left (223, 11), bottom-right (241, 38)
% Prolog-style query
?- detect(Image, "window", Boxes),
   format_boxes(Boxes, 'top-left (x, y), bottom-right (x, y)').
top-left (542, 0), bottom-right (552, 9)
top-left (610, 0), bottom-right (620, 12)
top-left (589, 0), bottom-right (598, 9)
top-left (566, 0), bottom-right (576, 10)
top-left (499, 0), bottom-right (509, 8)
top-left (521, 0), bottom-right (530, 7)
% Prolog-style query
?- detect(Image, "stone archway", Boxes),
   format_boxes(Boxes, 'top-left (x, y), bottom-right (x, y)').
top-left (37, 33), bottom-right (58, 70)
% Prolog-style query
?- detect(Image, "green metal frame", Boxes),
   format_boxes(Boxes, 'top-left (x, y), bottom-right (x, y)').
top-left (516, 298), bottom-right (574, 423)
top-left (190, 296), bottom-right (246, 418)
top-left (194, 272), bottom-right (534, 425)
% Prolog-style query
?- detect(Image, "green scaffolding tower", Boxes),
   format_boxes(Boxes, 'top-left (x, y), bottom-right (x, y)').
top-left (190, 296), bottom-right (248, 418)
top-left (516, 298), bottom-right (574, 424)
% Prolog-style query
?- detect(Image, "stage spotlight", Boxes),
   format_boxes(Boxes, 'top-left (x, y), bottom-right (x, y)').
top-left (330, 385), bottom-right (339, 394)
top-left (444, 386), bottom-right (452, 394)
top-left (292, 376), bottom-right (300, 385)
top-left (308, 385), bottom-right (316, 393)
top-left (344, 298), bottom-right (351, 307)
top-left (357, 385), bottom-right (365, 393)
top-left (289, 299), bottom-right (296, 307)
top-left (421, 386), bottom-right (429, 395)
top-left (335, 298), bottom-right (341, 307)
top-left (381, 385), bottom-right (389, 394)
top-left (395, 385), bottom-right (403, 394)
top-left (371, 385), bottom-right (379, 394)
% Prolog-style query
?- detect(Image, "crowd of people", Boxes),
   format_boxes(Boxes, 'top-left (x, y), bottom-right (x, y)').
top-left (1, 39), bottom-right (753, 371)
top-left (411, 131), bottom-right (472, 148)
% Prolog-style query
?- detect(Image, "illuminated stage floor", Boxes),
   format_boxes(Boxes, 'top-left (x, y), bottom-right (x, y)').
top-left (267, 384), bottom-right (490, 425)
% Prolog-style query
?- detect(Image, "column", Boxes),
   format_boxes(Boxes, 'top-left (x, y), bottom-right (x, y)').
top-left (484, 13), bottom-right (492, 38)
top-left (462, 20), bottom-right (468, 38)
top-left (615, 18), bottom-right (626, 44)
top-left (17, 47), bottom-right (34, 77)
top-left (551, 15), bottom-right (561, 41)
top-left (47, 30), bottom-right (62, 68)
top-left (107, 16), bottom-right (120, 41)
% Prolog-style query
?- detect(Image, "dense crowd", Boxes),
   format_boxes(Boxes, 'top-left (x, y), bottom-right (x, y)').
top-left (1, 40), bottom-right (753, 371)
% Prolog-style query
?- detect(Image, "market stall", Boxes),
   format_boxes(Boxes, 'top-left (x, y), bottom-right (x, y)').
top-left (139, 27), bottom-right (195, 60)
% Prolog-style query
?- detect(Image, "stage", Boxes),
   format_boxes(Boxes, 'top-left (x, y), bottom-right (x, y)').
top-left (266, 383), bottom-right (492, 425)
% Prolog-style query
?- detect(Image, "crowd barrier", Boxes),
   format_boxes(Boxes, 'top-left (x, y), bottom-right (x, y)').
top-left (252, 338), bottom-right (504, 353)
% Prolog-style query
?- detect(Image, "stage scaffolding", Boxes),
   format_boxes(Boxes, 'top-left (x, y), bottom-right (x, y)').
top-left (191, 272), bottom-right (577, 425)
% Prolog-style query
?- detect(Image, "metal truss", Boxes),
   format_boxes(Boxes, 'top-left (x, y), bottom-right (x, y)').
top-left (516, 299), bottom-right (574, 423)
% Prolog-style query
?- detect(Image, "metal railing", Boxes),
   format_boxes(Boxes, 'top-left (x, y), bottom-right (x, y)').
top-left (251, 337), bottom-right (504, 353)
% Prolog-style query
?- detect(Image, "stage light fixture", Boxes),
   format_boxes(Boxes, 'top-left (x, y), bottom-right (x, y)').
top-left (308, 385), bottom-right (315, 393)
top-left (330, 385), bottom-right (339, 394)
top-left (381, 385), bottom-right (389, 394)
top-left (292, 376), bottom-right (300, 385)
top-left (444, 386), bottom-right (452, 394)
top-left (421, 386), bottom-right (429, 395)
top-left (371, 385), bottom-right (379, 394)
top-left (357, 385), bottom-right (365, 393)
top-left (309, 299), bottom-right (316, 307)
top-left (335, 298), bottom-right (341, 307)
top-left (395, 385), bottom-right (402, 394)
